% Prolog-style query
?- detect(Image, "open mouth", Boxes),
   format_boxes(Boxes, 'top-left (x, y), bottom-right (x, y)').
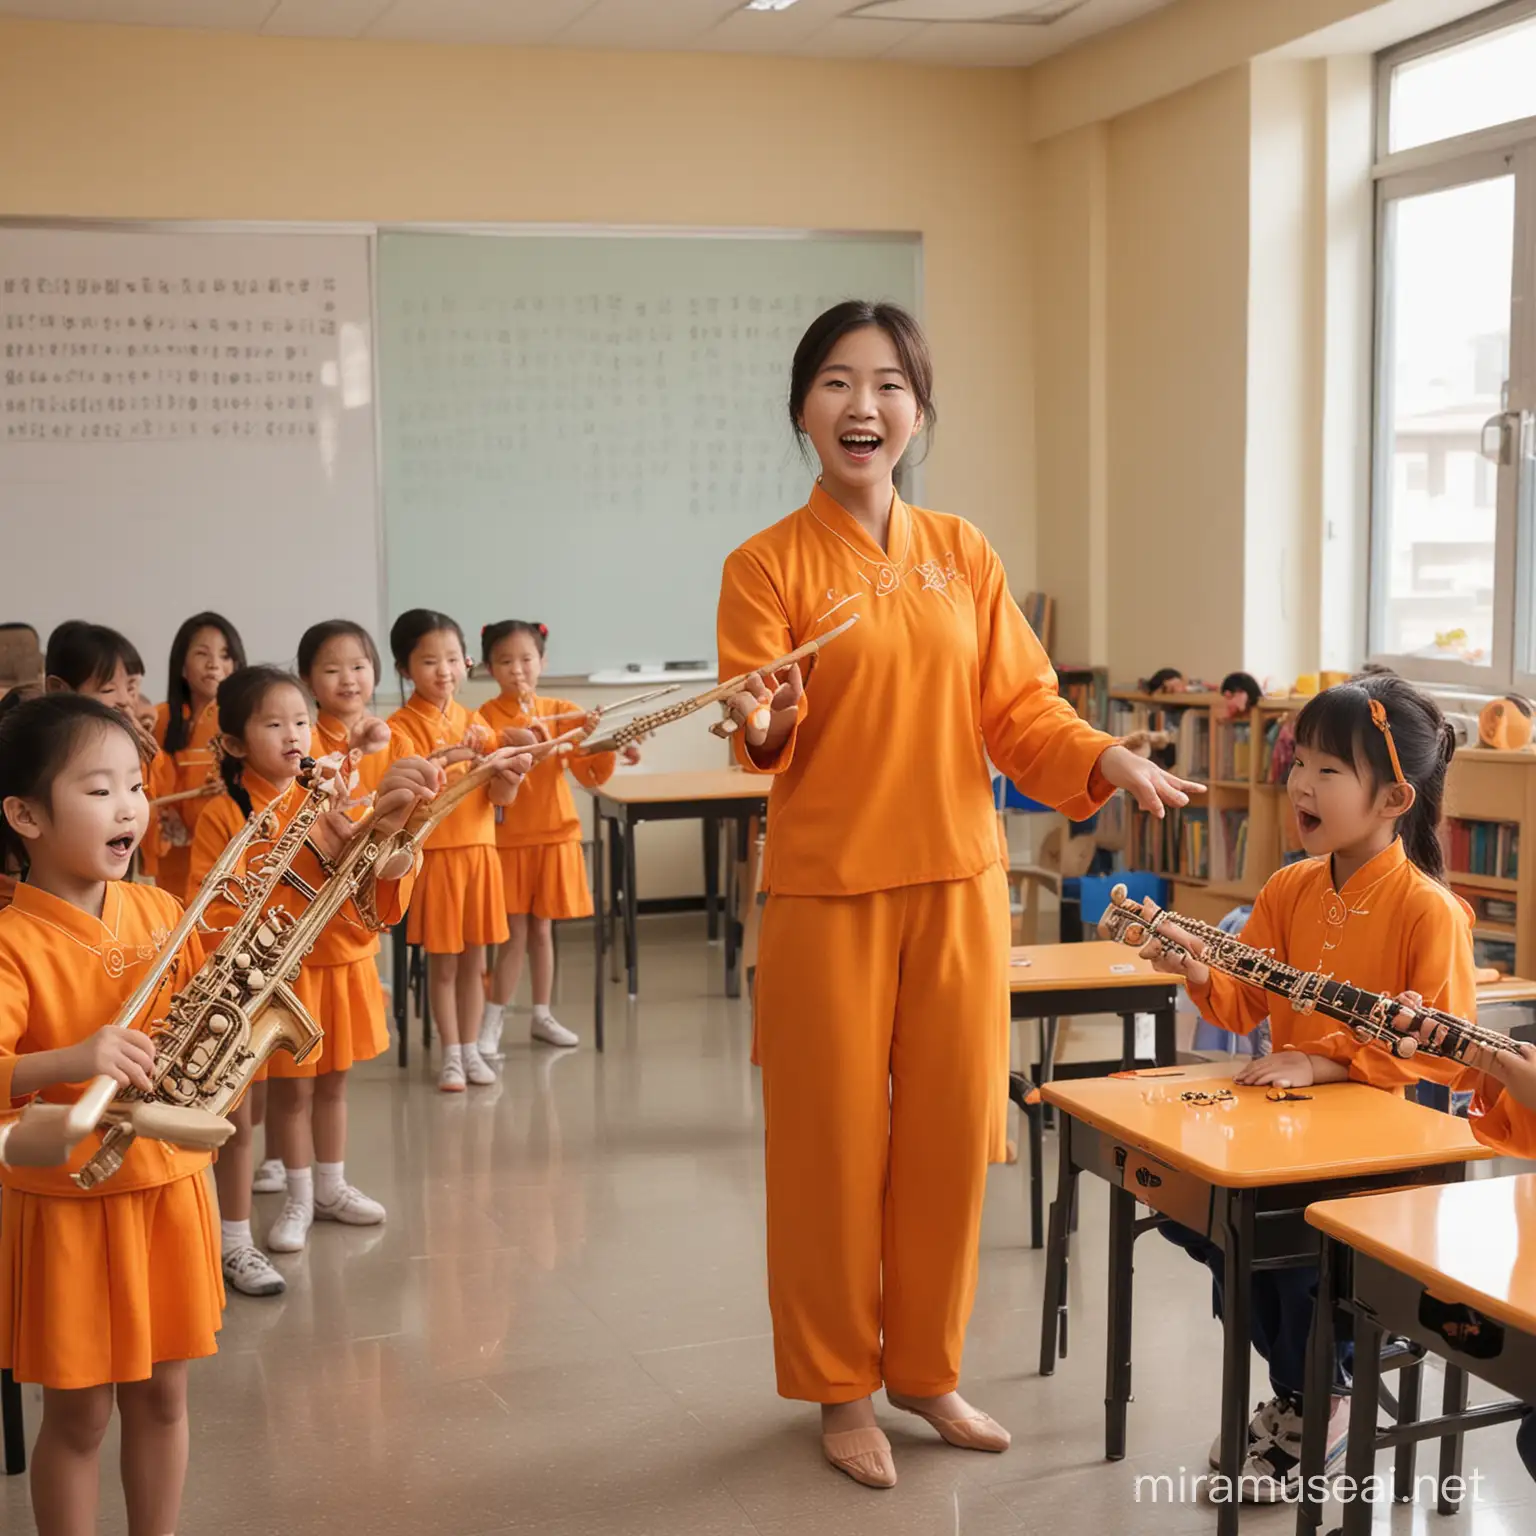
top-left (1296, 810), bottom-right (1322, 837)
top-left (839, 432), bottom-right (882, 463)
top-left (106, 834), bottom-right (135, 860)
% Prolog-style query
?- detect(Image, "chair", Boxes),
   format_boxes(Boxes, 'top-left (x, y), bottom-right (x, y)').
top-left (994, 777), bottom-right (1062, 945)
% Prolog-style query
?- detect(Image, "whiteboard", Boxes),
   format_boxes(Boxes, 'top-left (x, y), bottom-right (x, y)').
top-left (377, 231), bottom-right (920, 677)
top-left (0, 225), bottom-right (379, 697)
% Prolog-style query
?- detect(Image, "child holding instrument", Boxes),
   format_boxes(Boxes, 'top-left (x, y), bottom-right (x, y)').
top-left (154, 612), bottom-right (245, 903)
top-left (387, 610), bottom-right (519, 1093)
top-left (0, 693), bottom-right (223, 1536)
top-left (256, 622), bottom-right (397, 1254)
top-left (476, 620), bottom-right (638, 1055)
top-left (1142, 672), bottom-right (1477, 1501)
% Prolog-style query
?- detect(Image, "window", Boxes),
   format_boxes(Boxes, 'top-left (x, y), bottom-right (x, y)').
top-left (1370, 1), bottom-right (1536, 691)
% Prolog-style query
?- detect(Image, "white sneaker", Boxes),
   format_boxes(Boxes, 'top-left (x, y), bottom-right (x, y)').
top-left (1209, 1395), bottom-right (1287, 1470)
top-left (267, 1199), bottom-right (314, 1254)
top-left (253, 1157), bottom-right (286, 1194)
top-left (463, 1044), bottom-right (498, 1086)
top-left (478, 1009), bottom-right (505, 1059)
top-left (315, 1185), bottom-right (386, 1226)
top-left (530, 1012), bottom-right (579, 1049)
top-left (438, 1056), bottom-right (466, 1093)
top-left (223, 1243), bottom-right (287, 1297)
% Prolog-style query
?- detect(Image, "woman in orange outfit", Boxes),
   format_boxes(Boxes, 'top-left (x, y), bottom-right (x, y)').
top-left (716, 301), bottom-right (1199, 1489)
top-left (152, 612), bottom-right (245, 902)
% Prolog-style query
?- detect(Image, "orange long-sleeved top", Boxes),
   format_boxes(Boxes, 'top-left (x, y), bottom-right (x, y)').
top-left (189, 770), bottom-right (412, 968)
top-left (151, 700), bottom-right (220, 832)
top-left (386, 693), bottom-right (497, 852)
top-left (716, 485), bottom-right (1117, 898)
top-left (479, 694), bottom-right (616, 849)
top-left (1186, 839), bottom-right (1478, 1092)
top-left (0, 880), bottom-right (211, 1198)
top-left (312, 712), bottom-right (394, 802)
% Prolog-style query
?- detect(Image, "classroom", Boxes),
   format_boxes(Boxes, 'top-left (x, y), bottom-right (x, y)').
top-left (2, 0), bottom-right (1536, 1533)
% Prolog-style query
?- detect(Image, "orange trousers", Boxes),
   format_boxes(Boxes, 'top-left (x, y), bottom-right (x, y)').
top-left (754, 864), bottom-right (1011, 1403)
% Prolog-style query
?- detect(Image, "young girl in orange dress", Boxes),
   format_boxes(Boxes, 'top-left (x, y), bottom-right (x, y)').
top-left (476, 620), bottom-right (639, 1056)
top-left (257, 621), bottom-right (398, 1255)
top-left (715, 301), bottom-right (1197, 1489)
top-left (152, 612), bottom-right (244, 903)
top-left (1142, 673), bottom-right (1477, 1501)
top-left (387, 610), bottom-right (519, 1093)
top-left (0, 693), bottom-right (223, 1536)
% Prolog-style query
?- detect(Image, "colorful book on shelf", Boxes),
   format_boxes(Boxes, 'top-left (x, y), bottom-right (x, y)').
top-left (1220, 808), bottom-right (1249, 884)
top-left (1446, 818), bottom-right (1521, 879)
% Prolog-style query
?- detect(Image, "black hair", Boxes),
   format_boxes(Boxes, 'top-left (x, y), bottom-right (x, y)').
top-left (481, 620), bottom-right (548, 662)
top-left (1220, 672), bottom-right (1262, 711)
top-left (165, 612), bottom-right (246, 755)
top-left (297, 619), bottom-right (383, 683)
top-left (44, 620), bottom-right (138, 693)
top-left (0, 692), bottom-right (139, 874)
top-left (215, 665), bottom-right (306, 819)
top-left (121, 636), bottom-right (145, 678)
top-left (389, 609), bottom-right (469, 677)
top-left (1293, 673), bottom-right (1457, 883)
top-left (1142, 668), bottom-right (1184, 694)
top-left (788, 301), bottom-right (936, 466)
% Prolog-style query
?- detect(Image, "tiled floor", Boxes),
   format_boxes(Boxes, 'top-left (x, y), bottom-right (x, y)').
top-left (4, 917), bottom-right (1535, 1533)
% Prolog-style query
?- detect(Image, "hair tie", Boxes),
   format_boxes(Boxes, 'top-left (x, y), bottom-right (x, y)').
top-left (1370, 698), bottom-right (1406, 785)
top-left (537, 623), bottom-right (548, 639)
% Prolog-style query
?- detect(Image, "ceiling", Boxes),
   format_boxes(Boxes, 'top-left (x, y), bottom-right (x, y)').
top-left (0, 0), bottom-right (1180, 67)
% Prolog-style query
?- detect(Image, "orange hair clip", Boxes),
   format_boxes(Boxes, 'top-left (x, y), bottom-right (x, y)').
top-left (1369, 698), bottom-right (1406, 785)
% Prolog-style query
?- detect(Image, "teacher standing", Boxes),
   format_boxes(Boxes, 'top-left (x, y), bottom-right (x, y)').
top-left (716, 301), bottom-right (1199, 1490)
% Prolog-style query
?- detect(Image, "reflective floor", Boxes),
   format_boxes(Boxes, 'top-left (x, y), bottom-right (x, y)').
top-left (4, 917), bottom-right (1535, 1533)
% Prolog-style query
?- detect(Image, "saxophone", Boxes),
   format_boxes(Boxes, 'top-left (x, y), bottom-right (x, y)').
top-left (1099, 882), bottom-right (1520, 1065)
top-left (58, 755), bottom-right (509, 1189)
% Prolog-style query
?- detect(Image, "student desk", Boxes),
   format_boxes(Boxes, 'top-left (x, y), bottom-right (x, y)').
top-left (582, 771), bottom-right (772, 1050)
top-left (1297, 1177), bottom-right (1536, 1535)
top-left (1038, 1064), bottom-right (1491, 1536)
top-left (1009, 943), bottom-right (1182, 1250)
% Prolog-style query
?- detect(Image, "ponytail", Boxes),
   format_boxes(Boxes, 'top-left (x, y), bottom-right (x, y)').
top-left (1398, 718), bottom-right (1457, 884)
top-left (216, 738), bottom-right (252, 821)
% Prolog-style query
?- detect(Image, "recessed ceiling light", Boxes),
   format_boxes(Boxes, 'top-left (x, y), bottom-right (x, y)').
top-left (744, 0), bottom-right (800, 11)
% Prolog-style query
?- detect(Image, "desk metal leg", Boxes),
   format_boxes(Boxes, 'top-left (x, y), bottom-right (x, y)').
top-left (607, 820), bottom-right (623, 986)
top-left (1119, 1012), bottom-right (1136, 1070)
top-left (418, 946), bottom-right (432, 1052)
top-left (1438, 1364), bottom-right (1469, 1514)
top-left (1105, 1182), bottom-right (1136, 1460)
top-left (1295, 1236), bottom-right (1338, 1535)
top-left (1, 1367), bottom-right (23, 1475)
top-left (1340, 1309), bottom-right (1384, 1536)
top-left (1028, 1099), bottom-right (1044, 1251)
top-left (623, 812), bottom-right (640, 999)
top-left (393, 925), bottom-right (409, 1068)
top-left (1039, 1116), bottom-right (1077, 1376)
top-left (1154, 1004), bottom-right (1177, 1067)
top-left (1394, 1354), bottom-right (1423, 1503)
top-left (592, 812), bottom-right (606, 1053)
top-left (704, 816), bottom-right (720, 941)
top-left (1216, 1195), bottom-right (1255, 1536)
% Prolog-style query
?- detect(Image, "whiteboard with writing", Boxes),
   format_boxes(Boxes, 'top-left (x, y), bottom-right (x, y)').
top-left (377, 231), bottom-right (920, 677)
top-left (0, 225), bottom-right (379, 695)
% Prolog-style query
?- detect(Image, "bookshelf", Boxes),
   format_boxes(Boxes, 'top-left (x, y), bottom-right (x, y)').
top-left (1108, 691), bottom-right (1536, 975)
top-left (1056, 665), bottom-right (1109, 731)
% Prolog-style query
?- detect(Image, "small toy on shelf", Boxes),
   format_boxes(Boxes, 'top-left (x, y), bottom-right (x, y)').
top-left (1478, 694), bottom-right (1534, 752)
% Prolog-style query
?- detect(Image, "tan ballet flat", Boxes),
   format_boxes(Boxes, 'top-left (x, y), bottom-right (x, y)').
top-left (822, 1426), bottom-right (897, 1488)
top-left (890, 1398), bottom-right (1011, 1453)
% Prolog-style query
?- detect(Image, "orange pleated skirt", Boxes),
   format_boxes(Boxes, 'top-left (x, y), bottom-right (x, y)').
top-left (269, 957), bottom-right (389, 1078)
top-left (0, 1171), bottom-right (224, 1389)
top-left (498, 842), bottom-right (594, 921)
top-left (406, 844), bottom-right (508, 954)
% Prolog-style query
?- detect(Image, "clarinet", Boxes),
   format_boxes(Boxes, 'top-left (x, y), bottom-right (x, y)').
top-left (1099, 882), bottom-right (1518, 1065)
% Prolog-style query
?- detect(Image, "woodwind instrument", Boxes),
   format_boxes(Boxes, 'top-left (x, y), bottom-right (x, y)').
top-left (148, 780), bottom-right (221, 809)
top-left (582, 614), bottom-right (859, 754)
top-left (1098, 882), bottom-right (1520, 1065)
top-left (538, 684), bottom-right (681, 728)
top-left (59, 747), bottom-right (530, 1189)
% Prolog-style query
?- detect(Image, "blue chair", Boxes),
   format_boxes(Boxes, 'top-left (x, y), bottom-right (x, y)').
top-left (1066, 872), bottom-right (1169, 934)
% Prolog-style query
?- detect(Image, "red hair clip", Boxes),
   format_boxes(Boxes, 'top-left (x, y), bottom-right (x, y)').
top-left (1369, 699), bottom-right (1406, 785)
top-left (537, 623), bottom-right (548, 639)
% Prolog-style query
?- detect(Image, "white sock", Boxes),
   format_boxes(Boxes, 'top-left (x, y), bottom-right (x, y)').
top-left (315, 1161), bottom-right (345, 1205)
top-left (286, 1166), bottom-right (314, 1208)
top-left (444, 1043), bottom-right (463, 1066)
top-left (532, 1004), bottom-right (553, 1022)
top-left (221, 1219), bottom-right (252, 1254)
top-left (480, 1000), bottom-right (504, 1029)
top-left (464, 1041), bottom-right (485, 1063)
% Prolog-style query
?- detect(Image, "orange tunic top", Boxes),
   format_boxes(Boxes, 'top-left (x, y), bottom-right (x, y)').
top-left (1186, 840), bottom-right (1478, 1092)
top-left (151, 700), bottom-right (221, 832)
top-left (386, 693), bottom-right (497, 852)
top-left (189, 770), bottom-right (411, 969)
top-left (716, 485), bottom-right (1116, 897)
top-left (480, 694), bottom-right (615, 849)
top-left (0, 880), bottom-right (210, 1198)
top-left (313, 712), bottom-right (394, 803)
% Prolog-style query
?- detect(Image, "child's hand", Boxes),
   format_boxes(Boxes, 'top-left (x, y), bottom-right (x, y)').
top-left (68, 1027), bottom-right (157, 1092)
top-left (1234, 1049), bottom-right (1317, 1089)
top-left (1131, 902), bottom-right (1211, 988)
top-left (1097, 743), bottom-right (1206, 820)
top-left (160, 807), bottom-right (191, 848)
top-left (506, 721), bottom-right (552, 746)
top-left (576, 710), bottom-right (602, 743)
top-left (726, 663), bottom-right (803, 751)
top-left (484, 744), bottom-right (533, 806)
top-left (371, 757), bottom-right (447, 838)
top-left (1468, 1040), bottom-right (1536, 1114)
top-left (620, 744), bottom-right (642, 767)
top-left (349, 715), bottom-right (393, 757)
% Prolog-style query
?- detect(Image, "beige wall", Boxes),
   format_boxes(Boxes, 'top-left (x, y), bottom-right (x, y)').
top-left (1104, 67), bottom-right (1252, 681)
top-left (0, 15), bottom-right (1037, 575)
